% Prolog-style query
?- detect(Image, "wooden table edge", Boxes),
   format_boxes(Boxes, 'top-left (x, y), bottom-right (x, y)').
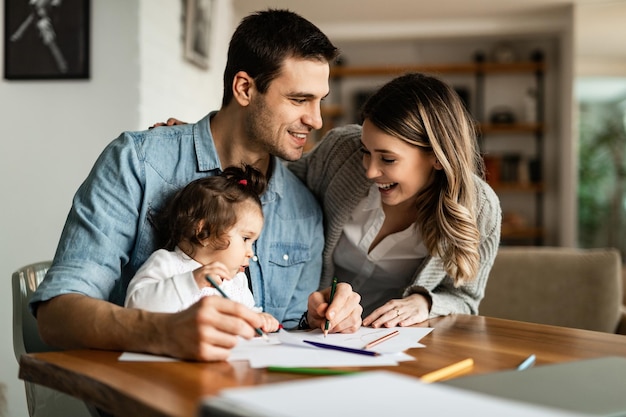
top-left (19, 352), bottom-right (173, 417)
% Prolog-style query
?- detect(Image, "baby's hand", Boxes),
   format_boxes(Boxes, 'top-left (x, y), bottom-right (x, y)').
top-left (258, 312), bottom-right (280, 333)
top-left (192, 262), bottom-right (233, 289)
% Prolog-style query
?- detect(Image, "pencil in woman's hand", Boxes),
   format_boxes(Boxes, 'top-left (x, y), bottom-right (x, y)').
top-left (324, 277), bottom-right (338, 337)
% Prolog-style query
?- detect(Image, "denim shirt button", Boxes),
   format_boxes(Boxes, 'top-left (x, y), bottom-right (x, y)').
top-left (283, 254), bottom-right (289, 261)
top-left (252, 255), bottom-right (258, 262)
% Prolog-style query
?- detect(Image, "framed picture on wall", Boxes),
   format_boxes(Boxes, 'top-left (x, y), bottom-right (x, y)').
top-left (183, 0), bottom-right (212, 69)
top-left (4, 0), bottom-right (90, 80)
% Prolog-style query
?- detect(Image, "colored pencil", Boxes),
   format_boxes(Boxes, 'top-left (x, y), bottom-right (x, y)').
top-left (517, 354), bottom-right (536, 371)
top-left (267, 366), bottom-right (359, 375)
top-left (324, 277), bottom-right (338, 337)
top-left (303, 340), bottom-right (380, 357)
top-left (420, 358), bottom-right (474, 383)
top-left (363, 330), bottom-right (400, 349)
top-left (205, 275), bottom-right (269, 341)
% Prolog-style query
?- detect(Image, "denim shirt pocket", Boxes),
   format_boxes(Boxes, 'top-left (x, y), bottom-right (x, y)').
top-left (267, 242), bottom-right (311, 268)
top-left (262, 242), bottom-right (312, 314)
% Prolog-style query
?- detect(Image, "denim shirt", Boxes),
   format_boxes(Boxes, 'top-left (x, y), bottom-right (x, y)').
top-left (31, 113), bottom-right (323, 329)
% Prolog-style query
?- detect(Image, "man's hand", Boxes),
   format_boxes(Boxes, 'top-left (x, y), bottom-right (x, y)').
top-left (37, 293), bottom-right (263, 362)
top-left (150, 118), bottom-right (186, 129)
top-left (161, 296), bottom-right (263, 361)
top-left (306, 282), bottom-right (362, 334)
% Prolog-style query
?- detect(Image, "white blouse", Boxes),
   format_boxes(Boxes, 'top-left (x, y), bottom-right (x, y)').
top-left (125, 246), bottom-right (256, 313)
top-left (333, 184), bottom-right (429, 316)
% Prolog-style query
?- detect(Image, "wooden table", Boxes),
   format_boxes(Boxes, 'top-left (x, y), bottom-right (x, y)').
top-left (19, 314), bottom-right (626, 417)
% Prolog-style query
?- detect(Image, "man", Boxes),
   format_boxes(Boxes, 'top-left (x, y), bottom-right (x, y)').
top-left (32, 9), bottom-right (361, 362)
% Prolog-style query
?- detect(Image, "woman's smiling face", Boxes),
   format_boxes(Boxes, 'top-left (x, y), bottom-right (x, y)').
top-left (360, 118), bottom-right (440, 208)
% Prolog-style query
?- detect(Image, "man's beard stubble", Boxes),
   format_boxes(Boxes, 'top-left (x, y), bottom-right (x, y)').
top-left (243, 97), bottom-right (304, 162)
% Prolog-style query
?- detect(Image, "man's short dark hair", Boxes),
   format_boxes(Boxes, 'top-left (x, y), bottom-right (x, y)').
top-left (222, 9), bottom-right (339, 107)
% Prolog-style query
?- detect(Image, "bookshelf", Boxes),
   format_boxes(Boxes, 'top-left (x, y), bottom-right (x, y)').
top-left (322, 55), bottom-right (546, 245)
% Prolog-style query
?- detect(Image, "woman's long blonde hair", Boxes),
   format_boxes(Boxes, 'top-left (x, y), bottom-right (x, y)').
top-left (361, 73), bottom-right (484, 285)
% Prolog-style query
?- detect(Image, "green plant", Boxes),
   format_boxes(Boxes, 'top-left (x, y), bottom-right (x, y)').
top-left (578, 99), bottom-right (626, 257)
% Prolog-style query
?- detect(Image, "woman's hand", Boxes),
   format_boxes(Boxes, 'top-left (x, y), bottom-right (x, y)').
top-left (307, 282), bottom-right (362, 334)
top-left (362, 293), bottom-right (430, 328)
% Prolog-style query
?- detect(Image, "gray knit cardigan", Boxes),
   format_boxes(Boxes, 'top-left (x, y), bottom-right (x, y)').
top-left (288, 124), bottom-right (502, 317)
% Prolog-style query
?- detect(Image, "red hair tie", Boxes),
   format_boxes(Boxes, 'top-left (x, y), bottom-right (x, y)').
top-left (239, 179), bottom-right (248, 186)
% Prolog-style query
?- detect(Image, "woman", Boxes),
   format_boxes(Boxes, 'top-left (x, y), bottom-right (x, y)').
top-left (290, 72), bottom-right (502, 328)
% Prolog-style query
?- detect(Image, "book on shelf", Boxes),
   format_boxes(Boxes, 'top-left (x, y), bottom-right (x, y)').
top-left (483, 154), bottom-right (541, 185)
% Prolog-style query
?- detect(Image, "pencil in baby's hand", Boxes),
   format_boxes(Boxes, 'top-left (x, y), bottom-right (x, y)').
top-left (205, 275), bottom-right (269, 342)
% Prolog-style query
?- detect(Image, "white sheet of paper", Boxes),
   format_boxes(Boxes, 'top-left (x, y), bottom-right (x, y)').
top-left (118, 352), bottom-right (180, 362)
top-left (277, 327), bottom-right (431, 354)
top-left (200, 371), bottom-right (581, 417)
top-left (228, 327), bottom-right (431, 368)
top-left (119, 327), bottom-right (433, 367)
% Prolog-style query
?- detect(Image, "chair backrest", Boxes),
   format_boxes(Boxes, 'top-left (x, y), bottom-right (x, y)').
top-left (479, 247), bottom-right (623, 333)
top-left (12, 261), bottom-right (58, 361)
top-left (12, 261), bottom-right (100, 417)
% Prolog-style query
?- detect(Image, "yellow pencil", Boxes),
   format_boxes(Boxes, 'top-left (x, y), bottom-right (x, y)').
top-left (420, 358), bottom-right (474, 383)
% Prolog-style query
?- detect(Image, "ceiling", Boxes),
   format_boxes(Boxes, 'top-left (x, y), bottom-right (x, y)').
top-left (233, 0), bottom-right (626, 76)
top-left (236, 0), bottom-right (586, 21)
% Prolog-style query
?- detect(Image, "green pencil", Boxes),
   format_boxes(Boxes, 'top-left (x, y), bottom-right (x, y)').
top-left (267, 366), bottom-right (358, 376)
top-left (324, 277), bottom-right (338, 337)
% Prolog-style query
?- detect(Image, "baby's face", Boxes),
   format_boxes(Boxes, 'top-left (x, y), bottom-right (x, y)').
top-left (212, 202), bottom-right (264, 279)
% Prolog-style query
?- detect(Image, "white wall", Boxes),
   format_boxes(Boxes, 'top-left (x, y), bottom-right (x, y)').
top-left (0, 0), bottom-right (231, 415)
top-left (137, 0), bottom-right (233, 126)
top-left (575, 1), bottom-right (626, 77)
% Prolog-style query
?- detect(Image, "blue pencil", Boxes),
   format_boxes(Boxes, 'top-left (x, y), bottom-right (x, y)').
top-left (517, 354), bottom-right (536, 371)
top-left (303, 340), bottom-right (380, 357)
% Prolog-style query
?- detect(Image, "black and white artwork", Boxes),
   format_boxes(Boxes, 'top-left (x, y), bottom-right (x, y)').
top-left (183, 0), bottom-right (212, 69)
top-left (4, 0), bottom-right (90, 80)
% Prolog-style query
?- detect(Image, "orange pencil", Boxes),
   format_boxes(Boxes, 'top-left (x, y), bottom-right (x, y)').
top-left (363, 330), bottom-right (400, 349)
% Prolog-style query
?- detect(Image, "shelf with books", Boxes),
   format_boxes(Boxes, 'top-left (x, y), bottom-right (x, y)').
top-left (478, 123), bottom-right (543, 135)
top-left (490, 182), bottom-right (544, 193)
top-left (329, 61), bottom-right (544, 78)
top-left (325, 50), bottom-right (546, 245)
